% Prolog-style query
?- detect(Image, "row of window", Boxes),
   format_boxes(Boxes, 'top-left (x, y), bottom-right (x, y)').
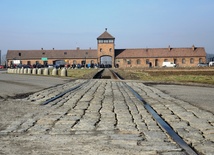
top-left (16, 57), bottom-right (203, 66)
top-left (100, 48), bottom-right (112, 52)
top-left (98, 39), bottom-right (114, 43)
top-left (24, 60), bottom-right (96, 66)
top-left (124, 58), bottom-right (203, 65)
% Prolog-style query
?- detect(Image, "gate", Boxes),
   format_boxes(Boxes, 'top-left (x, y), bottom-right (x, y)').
top-left (100, 56), bottom-right (112, 68)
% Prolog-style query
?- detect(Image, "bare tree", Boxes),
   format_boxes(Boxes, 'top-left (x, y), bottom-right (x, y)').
top-left (1, 54), bottom-right (7, 66)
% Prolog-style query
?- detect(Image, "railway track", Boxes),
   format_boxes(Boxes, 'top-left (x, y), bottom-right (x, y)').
top-left (39, 69), bottom-right (197, 154)
top-left (93, 68), bottom-right (122, 80)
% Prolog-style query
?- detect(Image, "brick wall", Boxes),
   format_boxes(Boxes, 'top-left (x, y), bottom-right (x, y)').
top-left (115, 56), bottom-right (206, 68)
top-left (8, 58), bottom-right (99, 67)
top-left (97, 43), bottom-right (115, 66)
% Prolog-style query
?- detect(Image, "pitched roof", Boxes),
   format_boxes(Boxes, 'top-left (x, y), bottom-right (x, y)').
top-left (6, 47), bottom-right (206, 60)
top-left (6, 49), bottom-right (97, 60)
top-left (97, 29), bottom-right (115, 39)
top-left (115, 47), bottom-right (206, 58)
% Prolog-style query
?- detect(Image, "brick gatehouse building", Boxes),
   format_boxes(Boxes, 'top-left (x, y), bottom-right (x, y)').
top-left (6, 29), bottom-right (206, 68)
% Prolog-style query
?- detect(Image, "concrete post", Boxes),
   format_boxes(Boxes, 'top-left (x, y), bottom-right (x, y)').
top-left (52, 68), bottom-right (58, 76)
top-left (60, 68), bottom-right (67, 77)
top-left (24, 68), bottom-right (27, 74)
top-left (27, 68), bottom-right (31, 74)
top-left (37, 68), bottom-right (42, 75)
top-left (43, 68), bottom-right (49, 75)
top-left (7, 68), bottom-right (10, 73)
top-left (17, 68), bottom-right (20, 74)
top-left (32, 68), bottom-right (37, 74)
top-left (20, 68), bottom-right (24, 74)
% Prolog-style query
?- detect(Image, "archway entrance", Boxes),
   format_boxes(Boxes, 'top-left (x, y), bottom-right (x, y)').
top-left (155, 59), bottom-right (158, 67)
top-left (100, 56), bottom-right (112, 68)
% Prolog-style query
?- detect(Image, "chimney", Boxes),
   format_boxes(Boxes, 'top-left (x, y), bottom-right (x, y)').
top-left (41, 48), bottom-right (43, 50)
top-left (77, 47), bottom-right (80, 50)
top-left (53, 48), bottom-right (54, 50)
top-left (168, 45), bottom-right (171, 51)
top-left (192, 45), bottom-right (195, 51)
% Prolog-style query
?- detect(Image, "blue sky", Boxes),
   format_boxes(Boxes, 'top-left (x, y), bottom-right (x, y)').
top-left (0, 0), bottom-right (214, 57)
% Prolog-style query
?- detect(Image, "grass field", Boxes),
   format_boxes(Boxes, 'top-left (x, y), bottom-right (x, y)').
top-left (45, 67), bottom-right (214, 85)
top-left (57, 68), bottom-right (99, 79)
top-left (113, 67), bottom-right (214, 85)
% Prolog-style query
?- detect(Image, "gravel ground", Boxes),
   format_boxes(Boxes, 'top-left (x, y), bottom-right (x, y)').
top-left (0, 72), bottom-right (70, 99)
top-left (0, 72), bottom-right (70, 131)
top-left (151, 84), bottom-right (214, 114)
top-left (0, 100), bottom-right (43, 131)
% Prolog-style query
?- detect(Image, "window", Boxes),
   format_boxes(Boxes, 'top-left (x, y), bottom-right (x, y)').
top-left (104, 40), bottom-right (109, 43)
top-left (42, 52), bottom-right (45, 55)
top-left (146, 59), bottom-right (149, 64)
top-left (182, 58), bottom-right (186, 64)
top-left (127, 59), bottom-right (131, 64)
top-left (109, 48), bottom-right (112, 52)
top-left (81, 60), bottom-right (86, 65)
top-left (73, 60), bottom-right (77, 64)
top-left (164, 59), bottom-right (168, 62)
top-left (109, 40), bottom-right (114, 43)
top-left (64, 52), bottom-right (67, 55)
top-left (190, 58), bottom-right (194, 64)
top-left (137, 59), bottom-right (141, 64)
top-left (100, 48), bottom-right (102, 52)
top-left (27, 61), bottom-right (31, 65)
top-left (199, 58), bottom-right (202, 63)
top-left (98, 40), bottom-right (103, 43)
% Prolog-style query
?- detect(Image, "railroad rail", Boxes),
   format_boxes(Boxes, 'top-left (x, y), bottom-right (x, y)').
top-left (123, 82), bottom-right (198, 155)
top-left (42, 80), bottom-right (90, 105)
top-left (93, 68), bottom-right (123, 80)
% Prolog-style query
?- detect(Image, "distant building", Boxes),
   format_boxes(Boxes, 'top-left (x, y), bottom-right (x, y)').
top-left (6, 29), bottom-right (206, 68)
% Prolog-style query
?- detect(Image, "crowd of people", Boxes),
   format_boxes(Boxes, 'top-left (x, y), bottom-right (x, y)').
top-left (9, 63), bottom-right (113, 69)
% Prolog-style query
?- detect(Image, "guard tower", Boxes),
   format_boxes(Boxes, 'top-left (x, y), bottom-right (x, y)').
top-left (97, 28), bottom-right (115, 67)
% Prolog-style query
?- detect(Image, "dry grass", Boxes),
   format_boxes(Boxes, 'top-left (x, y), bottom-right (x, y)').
top-left (113, 67), bottom-right (214, 85)
top-left (54, 68), bottom-right (99, 79)
top-left (66, 68), bottom-right (99, 79)
top-left (50, 67), bottom-right (214, 85)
